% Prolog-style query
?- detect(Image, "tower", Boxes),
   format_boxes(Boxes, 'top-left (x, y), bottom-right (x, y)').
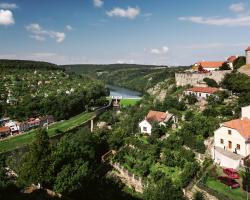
top-left (245, 46), bottom-right (250, 65)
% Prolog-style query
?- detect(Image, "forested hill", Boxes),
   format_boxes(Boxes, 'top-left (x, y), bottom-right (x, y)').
top-left (61, 64), bottom-right (188, 93)
top-left (0, 59), bottom-right (59, 70)
top-left (0, 61), bottom-right (108, 121)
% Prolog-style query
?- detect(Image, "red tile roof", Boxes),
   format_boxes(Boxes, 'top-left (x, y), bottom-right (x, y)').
top-left (0, 127), bottom-right (10, 133)
top-left (186, 87), bottom-right (219, 94)
top-left (146, 110), bottom-right (167, 123)
top-left (246, 46), bottom-right (250, 51)
top-left (227, 56), bottom-right (237, 63)
top-left (197, 61), bottom-right (224, 68)
top-left (223, 118), bottom-right (250, 139)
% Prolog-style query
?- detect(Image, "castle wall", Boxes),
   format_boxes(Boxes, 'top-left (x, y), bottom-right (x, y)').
top-left (175, 70), bottom-right (231, 87)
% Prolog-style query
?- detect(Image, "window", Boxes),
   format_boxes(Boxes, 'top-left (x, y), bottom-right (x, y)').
top-left (143, 127), bottom-right (147, 132)
top-left (228, 130), bottom-right (232, 135)
top-left (220, 139), bottom-right (224, 144)
top-left (199, 93), bottom-right (201, 97)
top-left (228, 141), bottom-right (232, 149)
top-left (237, 144), bottom-right (240, 150)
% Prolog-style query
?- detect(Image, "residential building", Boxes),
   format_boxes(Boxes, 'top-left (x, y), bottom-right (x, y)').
top-left (4, 121), bottom-right (19, 135)
top-left (213, 105), bottom-right (250, 169)
top-left (139, 110), bottom-right (176, 135)
top-left (227, 56), bottom-right (238, 69)
top-left (184, 87), bottom-right (219, 100)
top-left (193, 61), bottom-right (224, 72)
top-left (0, 127), bottom-right (11, 138)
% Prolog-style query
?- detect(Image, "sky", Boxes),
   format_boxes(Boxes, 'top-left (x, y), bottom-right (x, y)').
top-left (0, 0), bottom-right (250, 66)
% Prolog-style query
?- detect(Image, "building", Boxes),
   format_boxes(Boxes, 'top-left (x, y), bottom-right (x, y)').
top-left (227, 56), bottom-right (238, 69)
top-left (27, 118), bottom-right (41, 128)
top-left (0, 127), bottom-right (11, 138)
top-left (4, 121), bottom-right (19, 135)
top-left (193, 61), bottom-right (224, 72)
top-left (139, 110), bottom-right (176, 135)
top-left (246, 46), bottom-right (250, 65)
top-left (184, 87), bottom-right (219, 100)
top-left (213, 106), bottom-right (250, 169)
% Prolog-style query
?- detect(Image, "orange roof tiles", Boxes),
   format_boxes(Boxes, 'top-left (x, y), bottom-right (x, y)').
top-left (186, 87), bottom-right (219, 94)
top-left (146, 110), bottom-right (167, 123)
top-left (223, 118), bottom-right (250, 139)
top-left (0, 127), bottom-right (10, 133)
top-left (227, 56), bottom-right (237, 63)
top-left (197, 61), bottom-right (224, 68)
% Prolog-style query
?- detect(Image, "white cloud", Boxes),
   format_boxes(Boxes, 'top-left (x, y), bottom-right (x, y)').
top-left (93, 0), bottom-right (103, 7)
top-left (107, 7), bottom-right (140, 19)
top-left (0, 3), bottom-right (17, 9)
top-left (229, 3), bottom-right (245, 13)
top-left (26, 23), bottom-right (66, 43)
top-left (178, 15), bottom-right (250, 27)
top-left (66, 25), bottom-right (73, 31)
top-left (149, 46), bottom-right (169, 55)
top-left (0, 9), bottom-right (14, 25)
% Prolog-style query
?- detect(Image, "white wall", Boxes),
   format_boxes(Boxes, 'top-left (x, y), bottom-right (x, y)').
top-left (139, 120), bottom-right (152, 135)
top-left (203, 67), bottom-right (217, 71)
top-left (184, 91), bottom-right (212, 100)
top-left (214, 126), bottom-right (249, 157)
top-left (246, 51), bottom-right (250, 65)
top-left (214, 149), bottom-right (241, 169)
top-left (242, 105), bottom-right (250, 119)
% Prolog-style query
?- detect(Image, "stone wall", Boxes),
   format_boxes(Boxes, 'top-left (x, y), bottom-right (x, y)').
top-left (246, 51), bottom-right (250, 65)
top-left (175, 70), bottom-right (232, 87)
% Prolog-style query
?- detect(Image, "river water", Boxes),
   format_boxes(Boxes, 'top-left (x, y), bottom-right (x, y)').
top-left (108, 85), bottom-right (141, 99)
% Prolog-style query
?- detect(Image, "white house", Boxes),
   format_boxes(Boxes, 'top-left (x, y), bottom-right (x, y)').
top-left (139, 110), bottom-right (176, 135)
top-left (213, 105), bottom-right (250, 169)
top-left (4, 121), bottom-right (19, 135)
top-left (193, 61), bottom-right (224, 72)
top-left (184, 87), bottom-right (219, 100)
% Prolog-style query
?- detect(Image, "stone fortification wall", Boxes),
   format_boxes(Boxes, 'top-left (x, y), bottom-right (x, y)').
top-left (175, 70), bottom-right (232, 86)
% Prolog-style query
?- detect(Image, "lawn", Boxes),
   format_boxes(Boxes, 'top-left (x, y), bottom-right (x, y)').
top-left (0, 112), bottom-right (95, 153)
top-left (205, 176), bottom-right (248, 200)
top-left (120, 98), bottom-right (141, 106)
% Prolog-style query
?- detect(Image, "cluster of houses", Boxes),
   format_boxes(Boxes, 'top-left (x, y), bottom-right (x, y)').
top-left (138, 45), bottom-right (250, 170)
top-left (0, 116), bottom-right (54, 139)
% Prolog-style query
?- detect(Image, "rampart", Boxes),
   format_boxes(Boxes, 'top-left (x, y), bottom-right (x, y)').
top-left (175, 70), bottom-right (232, 86)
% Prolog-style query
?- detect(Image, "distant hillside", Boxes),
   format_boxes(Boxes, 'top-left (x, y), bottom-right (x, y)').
top-left (61, 64), bottom-right (188, 93)
top-left (0, 59), bottom-right (60, 70)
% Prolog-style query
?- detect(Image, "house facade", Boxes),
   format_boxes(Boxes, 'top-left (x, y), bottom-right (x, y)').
top-left (139, 110), bottom-right (176, 135)
top-left (193, 61), bottom-right (224, 72)
top-left (0, 127), bottom-right (11, 138)
top-left (213, 106), bottom-right (250, 169)
top-left (184, 87), bottom-right (219, 100)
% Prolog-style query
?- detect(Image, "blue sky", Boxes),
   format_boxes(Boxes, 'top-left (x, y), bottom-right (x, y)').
top-left (0, 0), bottom-right (250, 65)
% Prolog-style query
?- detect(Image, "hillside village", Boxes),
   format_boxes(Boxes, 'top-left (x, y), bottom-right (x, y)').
top-left (1, 46), bottom-right (250, 200)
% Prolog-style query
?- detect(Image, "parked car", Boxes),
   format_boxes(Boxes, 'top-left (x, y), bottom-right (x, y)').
top-left (218, 176), bottom-right (240, 189)
top-left (223, 168), bottom-right (240, 179)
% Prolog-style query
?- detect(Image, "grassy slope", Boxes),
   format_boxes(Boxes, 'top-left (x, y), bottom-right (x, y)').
top-left (120, 99), bottom-right (140, 106)
top-left (0, 112), bottom-right (95, 153)
top-left (206, 177), bottom-right (247, 200)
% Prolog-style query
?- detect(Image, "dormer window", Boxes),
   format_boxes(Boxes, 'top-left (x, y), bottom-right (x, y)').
top-left (228, 130), bottom-right (232, 135)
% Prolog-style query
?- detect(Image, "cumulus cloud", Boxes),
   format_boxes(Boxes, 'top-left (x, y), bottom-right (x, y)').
top-left (229, 3), bottom-right (245, 13)
top-left (66, 25), bottom-right (73, 31)
top-left (0, 3), bottom-right (17, 9)
top-left (107, 7), bottom-right (140, 19)
top-left (93, 0), bottom-right (103, 7)
top-left (178, 15), bottom-right (250, 27)
top-left (149, 46), bottom-right (169, 55)
top-left (0, 9), bottom-right (14, 25)
top-left (26, 23), bottom-right (66, 43)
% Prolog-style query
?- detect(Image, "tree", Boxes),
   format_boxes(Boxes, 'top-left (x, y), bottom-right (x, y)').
top-left (18, 129), bottom-right (52, 187)
top-left (243, 167), bottom-right (250, 192)
top-left (0, 155), bottom-right (9, 192)
top-left (186, 94), bottom-right (198, 105)
top-left (144, 179), bottom-right (184, 200)
top-left (233, 56), bottom-right (246, 70)
top-left (219, 62), bottom-right (231, 70)
top-left (193, 191), bottom-right (205, 200)
top-left (203, 78), bottom-right (219, 88)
